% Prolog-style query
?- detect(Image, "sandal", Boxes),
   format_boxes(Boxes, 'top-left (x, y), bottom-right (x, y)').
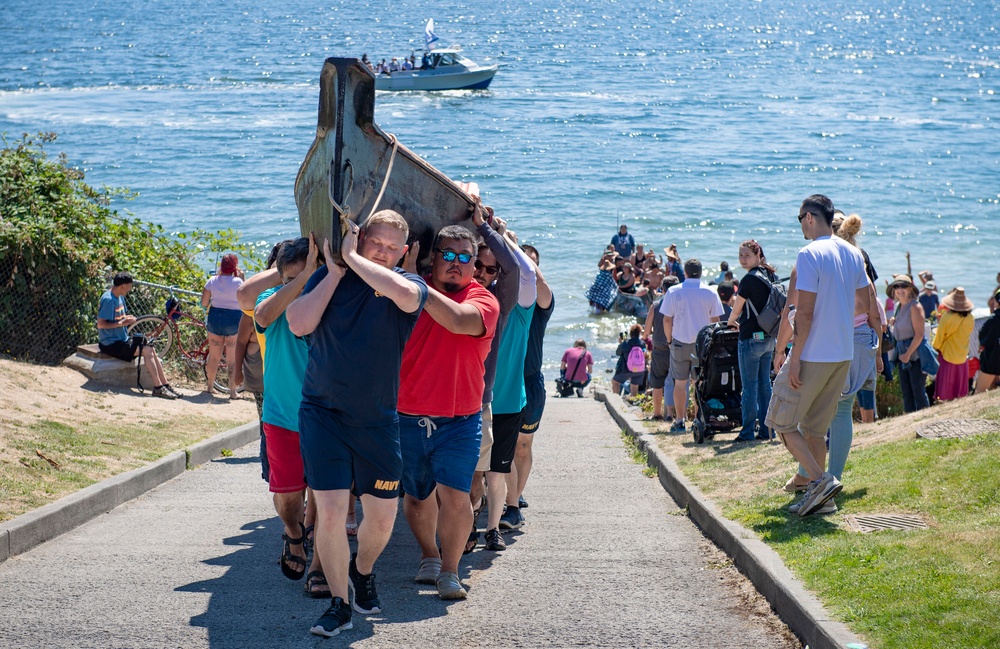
top-left (303, 524), bottom-right (315, 553)
top-left (304, 570), bottom-right (330, 598)
top-left (464, 523), bottom-right (479, 555)
top-left (279, 523), bottom-right (307, 581)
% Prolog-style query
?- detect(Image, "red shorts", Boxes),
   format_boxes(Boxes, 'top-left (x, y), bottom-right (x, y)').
top-left (262, 422), bottom-right (307, 493)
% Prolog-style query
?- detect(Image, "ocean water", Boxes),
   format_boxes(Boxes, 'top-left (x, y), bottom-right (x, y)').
top-left (2, 0), bottom-right (998, 376)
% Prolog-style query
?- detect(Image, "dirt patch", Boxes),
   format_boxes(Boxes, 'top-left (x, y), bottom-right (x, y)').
top-left (0, 357), bottom-right (258, 520)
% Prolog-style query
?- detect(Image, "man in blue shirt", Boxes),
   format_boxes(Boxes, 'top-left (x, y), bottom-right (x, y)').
top-left (287, 211), bottom-right (428, 638)
top-left (96, 271), bottom-right (177, 399)
top-left (611, 225), bottom-right (635, 258)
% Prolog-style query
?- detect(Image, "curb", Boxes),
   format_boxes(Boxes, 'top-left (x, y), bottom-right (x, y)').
top-left (0, 421), bottom-right (259, 565)
top-left (595, 387), bottom-right (865, 649)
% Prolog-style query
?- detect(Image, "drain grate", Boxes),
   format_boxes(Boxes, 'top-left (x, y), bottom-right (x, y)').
top-left (844, 514), bottom-right (929, 534)
top-left (915, 418), bottom-right (1000, 440)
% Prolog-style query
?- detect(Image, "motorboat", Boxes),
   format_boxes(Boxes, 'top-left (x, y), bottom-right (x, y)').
top-left (294, 57), bottom-right (476, 269)
top-left (374, 47), bottom-right (498, 91)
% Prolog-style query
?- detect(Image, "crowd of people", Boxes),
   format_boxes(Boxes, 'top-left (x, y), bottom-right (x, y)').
top-left (207, 198), bottom-right (552, 637)
top-left (99, 196), bottom-right (553, 637)
top-left (596, 194), bottom-right (1000, 517)
top-left (361, 52), bottom-right (429, 75)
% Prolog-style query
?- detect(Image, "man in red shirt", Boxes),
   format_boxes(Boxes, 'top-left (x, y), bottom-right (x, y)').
top-left (398, 224), bottom-right (500, 600)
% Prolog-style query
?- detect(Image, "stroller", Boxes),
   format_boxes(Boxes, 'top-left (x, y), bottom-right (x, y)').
top-left (690, 323), bottom-right (743, 444)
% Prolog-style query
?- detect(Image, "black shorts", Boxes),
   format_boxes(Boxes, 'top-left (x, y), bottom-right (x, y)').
top-left (99, 339), bottom-right (141, 363)
top-left (649, 347), bottom-right (671, 389)
top-left (489, 409), bottom-right (523, 474)
top-left (519, 372), bottom-right (546, 435)
top-left (298, 405), bottom-right (402, 499)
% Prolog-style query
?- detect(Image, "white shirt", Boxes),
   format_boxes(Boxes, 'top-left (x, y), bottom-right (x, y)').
top-left (659, 278), bottom-right (724, 344)
top-left (204, 274), bottom-right (244, 310)
top-left (794, 236), bottom-right (869, 362)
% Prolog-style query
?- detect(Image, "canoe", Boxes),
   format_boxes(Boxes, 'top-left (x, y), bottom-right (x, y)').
top-left (295, 57), bottom-right (476, 268)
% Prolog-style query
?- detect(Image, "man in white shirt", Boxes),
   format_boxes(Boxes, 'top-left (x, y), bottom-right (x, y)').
top-left (660, 259), bottom-right (724, 432)
top-left (766, 194), bottom-right (870, 516)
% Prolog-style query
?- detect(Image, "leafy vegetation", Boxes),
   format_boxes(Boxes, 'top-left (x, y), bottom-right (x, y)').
top-left (0, 132), bottom-right (261, 363)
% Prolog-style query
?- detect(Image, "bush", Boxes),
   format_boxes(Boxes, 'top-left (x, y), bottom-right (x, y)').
top-left (0, 133), bottom-right (260, 364)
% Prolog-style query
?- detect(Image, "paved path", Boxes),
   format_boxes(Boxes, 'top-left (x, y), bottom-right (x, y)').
top-left (0, 395), bottom-right (793, 648)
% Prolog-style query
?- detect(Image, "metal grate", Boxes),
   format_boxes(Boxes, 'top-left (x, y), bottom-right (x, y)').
top-left (915, 419), bottom-right (1000, 440)
top-left (845, 514), bottom-right (929, 534)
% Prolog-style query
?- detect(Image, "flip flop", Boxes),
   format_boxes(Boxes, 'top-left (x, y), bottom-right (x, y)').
top-left (304, 570), bottom-right (330, 598)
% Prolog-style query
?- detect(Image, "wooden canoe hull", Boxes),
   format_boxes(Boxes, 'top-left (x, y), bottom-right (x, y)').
top-left (294, 57), bottom-right (475, 268)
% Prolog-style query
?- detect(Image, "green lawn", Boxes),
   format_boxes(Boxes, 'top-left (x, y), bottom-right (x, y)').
top-left (647, 395), bottom-right (1000, 649)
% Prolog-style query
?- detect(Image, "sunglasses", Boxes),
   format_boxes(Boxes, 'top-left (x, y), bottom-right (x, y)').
top-left (797, 211), bottom-right (810, 223)
top-left (475, 260), bottom-right (499, 274)
top-left (436, 248), bottom-right (473, 264)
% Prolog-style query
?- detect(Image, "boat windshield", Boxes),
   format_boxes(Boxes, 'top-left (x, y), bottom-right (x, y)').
top-left (429, 53), bottom-right (461, 68)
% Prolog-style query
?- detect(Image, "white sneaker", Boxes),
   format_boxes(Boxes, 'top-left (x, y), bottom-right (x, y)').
top-left (789, 498), bottom-right (837, 515)
top-left (796, 472), bottom-right (843, 517)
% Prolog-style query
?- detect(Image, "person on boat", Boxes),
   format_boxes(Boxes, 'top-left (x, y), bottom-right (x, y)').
top-left (389, 57), bottom-right (400, 72)
top-left (611, 225), bottom-right (635, 258)
top-left (614, 262), bottom-right (637, 294)
top-left (284, 212), bottom-right (427, 637)
top-left (361, 53), bottom-right (371, 68)
top-left (421, 52), bottom-right (430, 69)
top-left (397, 225), bottom-right (500, 601)
top-left (664, 245), bottom-right (684, 280)
top-left (630, 243), bottom-right (649, 268)
top-left (401, 56), bottom-right (413, 71)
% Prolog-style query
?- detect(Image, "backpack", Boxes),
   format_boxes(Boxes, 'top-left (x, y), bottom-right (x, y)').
top-left (745, 269), bottom-right (787, 338)
top-left (626, 344), bottom-right (646, 372)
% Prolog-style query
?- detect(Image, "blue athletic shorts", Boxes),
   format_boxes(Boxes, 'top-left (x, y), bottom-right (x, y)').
top-left (519, 372), bottom-right (546, 435)
top-left (299, 405), bottom-right (402, 499)
top-left (399, 412), bottom-right (482, 500)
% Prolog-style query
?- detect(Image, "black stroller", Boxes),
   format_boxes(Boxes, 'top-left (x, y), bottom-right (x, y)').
top-left (690, 323), bottom-right (743, 444)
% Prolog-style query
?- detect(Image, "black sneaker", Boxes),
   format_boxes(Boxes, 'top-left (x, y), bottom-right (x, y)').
top-left (349, 553), bottom-right (381, 615)
top-left (484, 528), bottom-right (506, 551)
top-left (310, 597), bottom-right (353, 637)
top-left (518, 495), bottom-right (529, 509)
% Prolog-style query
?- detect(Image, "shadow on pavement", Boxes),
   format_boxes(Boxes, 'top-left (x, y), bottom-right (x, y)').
top-left (177, 498), bottom-right (513, 647)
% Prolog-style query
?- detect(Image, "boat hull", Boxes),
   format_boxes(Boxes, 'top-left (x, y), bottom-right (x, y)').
top-left (294, 58), bottom-right (476, 267)
top-left (374, 65), bottom-right (498, 91)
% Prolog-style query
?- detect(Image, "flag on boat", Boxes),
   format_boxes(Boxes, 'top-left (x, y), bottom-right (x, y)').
top-left (425, 19), bottom-right (440, 50)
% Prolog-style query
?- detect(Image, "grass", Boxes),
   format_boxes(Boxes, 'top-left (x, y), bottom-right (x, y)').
top-left (0, 414), bottom-right (248, 522)
top-left (620, 429), bottom-right (658, 478)
top-left (640, 391), bottom-right (1000, 649)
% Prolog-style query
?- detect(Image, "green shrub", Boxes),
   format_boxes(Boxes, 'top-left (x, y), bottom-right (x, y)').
top-left (0, 133), bottom-right (260, 364)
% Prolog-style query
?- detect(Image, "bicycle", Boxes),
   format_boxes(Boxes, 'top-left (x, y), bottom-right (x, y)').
top-left (126, 292), bottom-right (241, 394)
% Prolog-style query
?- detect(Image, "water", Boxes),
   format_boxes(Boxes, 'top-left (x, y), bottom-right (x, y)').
top-left (2, 0), bottom-right (998, 376)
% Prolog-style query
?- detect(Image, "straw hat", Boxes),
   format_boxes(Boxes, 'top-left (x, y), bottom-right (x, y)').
top-left (664, 245), bottom-right (681, 262)
top-left (886, 274), bottom-right (917, 299)
top-left (941, 287), bottom-right (974, 312)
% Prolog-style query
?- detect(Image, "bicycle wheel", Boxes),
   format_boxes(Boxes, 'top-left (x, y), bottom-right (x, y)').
top-left (127, 316), bottom-right (174, 358)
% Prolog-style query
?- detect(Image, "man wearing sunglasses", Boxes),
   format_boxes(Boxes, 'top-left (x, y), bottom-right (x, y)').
top-left (397, 211), bottom-right (501, 600)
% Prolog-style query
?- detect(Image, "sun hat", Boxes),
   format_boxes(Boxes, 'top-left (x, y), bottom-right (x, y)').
top-left (941, 287), bottom-right (974, 312)
top-left (664, 245), bottom-right (681, 262)
top-left (886, 274), bottom-right (918, 299)
top-left (925, 280), bottom-right (937, 291)
top-left (219, 254), bottom-right (239, 275)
